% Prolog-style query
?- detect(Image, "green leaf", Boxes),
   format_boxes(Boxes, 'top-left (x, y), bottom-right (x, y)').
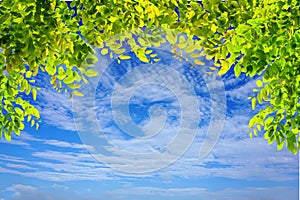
top-left (179, 35), bottom-right (186, 43)
top-left (27, 115), bottom-right (32, 122)
top-left (69, 42), bottom-right (74, 54)
top-left (265, 116), bottom-right (274, 126)
top-left (184, 45), bottom-right (196, 53)
top-left (257, 91), bottom-right (263, 104)
top-left (194, 59), bottom-right (205, 66)
top-left (268, 134), bottom-right (275, 144)
top-left (234, 65), bottom-right (241, 77)
top-left (253, 129), bottom-right (258, 136)
top-left (32, 88), bottom-right (37, 100)
top-left (35, 122), bottom-right (39, 130)
top-left (218, 60), bottom-right (230, 75)
top-left (257, 124), bottom-right (261, 131)
top-left (247, 18), bottom-right (265, 27)
top-left (145, 50), bottom-right (153, 54)
top-left (25, 84), bottom-right (31, 95)
top-left (135, 5), bottom-right (143, 13)
top-left (4, 131), bottom-right (11, 141)
top-left (63, 75), bottom-right (75, 84)
top-left (286, 139), bottom-right (297, 154)
top-left (150, 54), bottom-right (157, 58)
top-left (251, 98), bottom-right (256, 110)
top-left (190, 53), bottom-right (202, 58)
top-left (119, 55), bottom-right (131, 60)
top-left (108, 16), bottom-right (118, 23)
top-left (13, 18), bottom-right (23, 23)
top-left (138, 38), bottom-right (149, 46)
top-left (211, 24), bottom-right (217, 32)
top-left (235, 24), bottom-right (251, 35)
top-left (25, 71), bottom-right (32, 78)
top-left (58, 66), bottom-right (65, 74)
top-left (31, 119), bottom-right (35, 127)
top-left (70, 1), bottom-right (76, 7)
top-left (19, 122), bottom-right (25, 130)
top-left (101, 48), bottom-right (109, 55)
top-left (73, 90), bottom-right (84, 97)
top-left (227, 42), bottom-right (235, 54)
top-left (136, 52), bottom-right (149, 63)
top-left (256, 80), bottom-right (263, 87)
top-left (15, 107), bottom-right (23, 116)
top-left (114, 48), bottom-right (125, 55)
top-left (166, 33), bottom-right (177, 44)
top-left (31, 107), bottom-right (40, 118)
top-left (277, 139), bottom-right (285, 150)
top-left (84, 69), bottom-right (99, 77)
top-left (45, 65), bottom-right (56, 76)
top-left (69, 84), bottom-right (81, 89)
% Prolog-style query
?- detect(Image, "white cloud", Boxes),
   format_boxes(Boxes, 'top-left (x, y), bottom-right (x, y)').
top-left (0, 140), bottom-right (30, 147)
top-left (33, 81), bottom-right (75, 132)
top-left (5, 184), bottom-right (52, 200)
top-left (6, 184), bottom-right (37, 192)
top-left (0, 46), bottom-right (297, 184)
top-left (106, 186), bottom-right (299, 200)
top-left (226, 77), bottom-right (257, 100)
top-left (0, 110), bottom-right (298, 182)
top-left (51, 184), bottom-right (68, 191)
top-left (42, 140), bottom-right (95, 151)
top-left (109, 186), bottom-right (206, 196)
top-left (5, 163), bottom-right (37, 171)
top-left (158, 136), bottom-right (298, 181)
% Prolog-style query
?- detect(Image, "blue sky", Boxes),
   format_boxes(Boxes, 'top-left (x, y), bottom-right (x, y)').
top-left (0, 33), bottom-right (299, 199)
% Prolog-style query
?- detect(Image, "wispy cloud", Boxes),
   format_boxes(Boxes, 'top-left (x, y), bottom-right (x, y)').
top-left (4, 184), bottom-right (297, 200)
top-left (5, 184), bottom-right (51, 200)
top-left (106, 186), bottom-right (298, 200)
top-left (0, 120), bottom-right (297, 182)
top-left (0, 64), bottom-right (298, 182)
top-left (0, 44), bottom-right (297, 200)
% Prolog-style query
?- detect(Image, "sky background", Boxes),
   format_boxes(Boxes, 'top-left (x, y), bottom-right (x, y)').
top-left (0, 35), bottom-right (299, 199)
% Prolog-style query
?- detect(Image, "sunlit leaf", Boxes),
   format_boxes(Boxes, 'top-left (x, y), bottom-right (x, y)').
top-left (32, 88), bottom-right (37, 100)
top-left (73, 90), bottom-right (84, 97)
top-left (119, 55), bottom-right (131, 60)
top-left (101, 48), bottom-right (109, 55)
top-left (218, 60), bottom-right (230, 75)
top-left (256, 80), bottom-right (263, 87)
top-left (194, 59), bottom-right (205, 66)
top-left (84, 69), bottom-right (99, 77)
top-left (234, 65), bottom-right (241, 77)
top-left (166, 32), bottom-right (177, 44)
top-left (251, 98), bottom-right (256, 110)
top-left (108, 16), bottom-right (118, 23)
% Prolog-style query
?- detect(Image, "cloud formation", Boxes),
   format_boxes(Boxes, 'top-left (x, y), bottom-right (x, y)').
top-left (6, 184), bottom-right (51, 200)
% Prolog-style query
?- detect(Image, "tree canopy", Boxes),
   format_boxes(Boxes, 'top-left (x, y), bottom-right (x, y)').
top-left (0, 0), bottom-right (299, 154)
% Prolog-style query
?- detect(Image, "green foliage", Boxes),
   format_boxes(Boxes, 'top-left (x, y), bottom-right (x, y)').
top-left (234, 0), bottom-right (300, 154)
top-left (0, 0), bottom-right (299, 154)
top-left (0, 0), bottom-right (98, 139)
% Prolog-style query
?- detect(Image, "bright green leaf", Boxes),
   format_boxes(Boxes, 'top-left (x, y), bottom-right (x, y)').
top-left (73, 90), bottom-right (84, 97)
top-left (84, 69), bottom-right (99, 77)
top-left (101, 48), bottom-right (109, 55)
top-left (251, 98), bottom-right (256, 110)
top-left (32, 88), bottom-right (37, 100)
top-left (194, 59), bottom-right (205, 66)
top-left (119, 55), bottom-right (131, 60)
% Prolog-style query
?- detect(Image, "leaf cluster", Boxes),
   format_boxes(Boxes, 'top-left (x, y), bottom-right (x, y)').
top-left (0, 0), bottom-right (299, 154)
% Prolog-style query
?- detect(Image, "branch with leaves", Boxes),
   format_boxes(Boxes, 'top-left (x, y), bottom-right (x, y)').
top-left (0, 0), bottom-right (299, 154)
